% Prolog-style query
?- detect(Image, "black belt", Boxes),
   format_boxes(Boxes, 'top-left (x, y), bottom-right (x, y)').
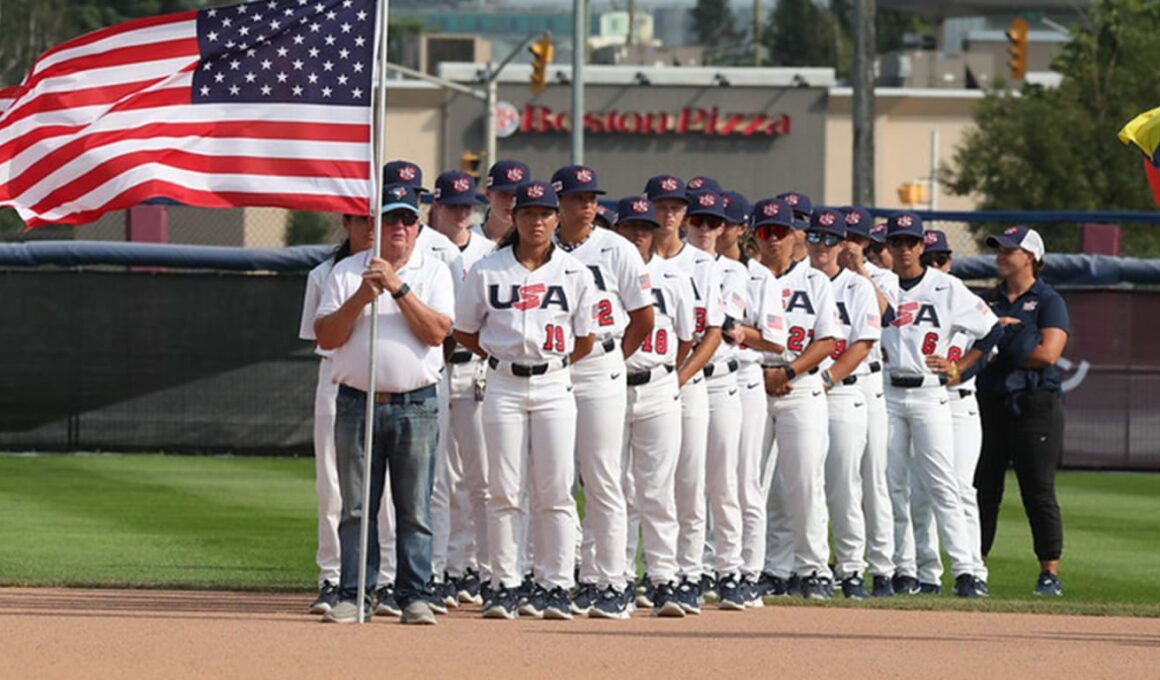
top-left (627, 365), bottom-right (674, 386)
top-left (338, 383), bottom-right (437, 405)
top-left (599, 338), bottom-right (616, 354)
top-left (868, 361), bottom-right (882, 373)
top-left (890, 374), bottom-right (947, 388)
top-left (487, 355), bottom-right (567, 377)
top-left (703, 359), bottom-right (739, 378)
top-left (449, 350), bottom-right (474, 364)
top-left (842, 374), bottom-right (859, 386)
top-left (956, 389), bottom-right (974, 398)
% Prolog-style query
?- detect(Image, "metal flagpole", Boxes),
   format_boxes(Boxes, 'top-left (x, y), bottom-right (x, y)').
top-left (356, 0), bottom-right (392, 625)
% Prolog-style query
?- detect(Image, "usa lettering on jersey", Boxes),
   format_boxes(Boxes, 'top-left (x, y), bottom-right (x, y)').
top-left (489, 283), bottom-right (571, 311)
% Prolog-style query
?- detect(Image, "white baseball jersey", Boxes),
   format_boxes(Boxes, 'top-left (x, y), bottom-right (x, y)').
top-left (863, 261), bottom-right (898, 365)
top-left (554, 227), bottom-right (653, 342)
top-left (662, 244), bottom-right (724, 347)
top-left (737, 259), bottom-right (789, 365)
top-left (300, 257), bottom-right (338, 358)
top-left (709, 254), bottom-right (749, 363)
top-left (455, 246), bottom-right (597, 362)
top-left (457, 229), bottom-right (497, 272)
top-left (418, 224), bottom-right (466, 284)
top-left (626, 255), bottom-right (696, 372)
top-left (881, 267), bottom-right (999, 377)
top-left (821, 268), bottom-right (882, 373)
top-left (770, 259), bottom-right (840, 365)
top-left (947, 332), bottom-right (978, 391)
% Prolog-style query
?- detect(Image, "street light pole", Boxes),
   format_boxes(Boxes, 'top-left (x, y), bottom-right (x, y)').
top-left (572, 0), bottom-right (585, 165)
top-left (852, 0), bottom-right (876, 205)
top-left (485, 63), bottom-right (497, 168)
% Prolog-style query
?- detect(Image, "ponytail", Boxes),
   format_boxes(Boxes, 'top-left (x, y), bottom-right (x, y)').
top-left (1032, 257), bottom-right (1045, 278)
top-left (497, 229), bottom-right (520, 251)
top-left (332, 237), bottom-right (352, 263)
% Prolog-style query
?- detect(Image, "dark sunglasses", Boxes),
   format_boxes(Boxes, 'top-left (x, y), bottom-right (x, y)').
top-left (867, 243), bottom-right (885, 255)
top-left (886, 235), bottom-right (921, 248)
top-left (806, 231), bottom-right (843, 247)
top-left (688, 215), bottom-right (724, 229)
top-left (921, 253), bottom-right (950, 267)
top-left (754, 224), bottom-right (792, 241)
top-left (383, 210), bottom-right (419, 226)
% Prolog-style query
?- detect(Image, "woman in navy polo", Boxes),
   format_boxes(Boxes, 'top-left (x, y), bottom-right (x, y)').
top-left (975, 226), bottom-right (1070, 597)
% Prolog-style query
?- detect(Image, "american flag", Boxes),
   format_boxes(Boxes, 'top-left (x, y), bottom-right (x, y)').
top-left (0, 0), bottom-right (376, 227)
top-left (765, 313), bottom-right (783, 330)
top-left (866, 313), bottom-right (881, 329)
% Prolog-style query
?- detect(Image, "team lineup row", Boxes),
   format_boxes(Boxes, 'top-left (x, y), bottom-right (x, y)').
top-left (300, 159), bottom-right (1060, 623)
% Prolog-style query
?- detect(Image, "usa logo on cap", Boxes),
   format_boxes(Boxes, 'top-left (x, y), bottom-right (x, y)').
top-left (924, 231), bottom-right (939, 245)
top-left (688, 177), bottom-right (705, 189)
top-left (698, 193), bottom-right (717, 207)
top-left (845, 211), bottom-right (860, 225)
top-left (784, 193), bottom-right (800, 206)
top-left (398, 165), bottom-right (417, 181)
top-left (527, 183), bottom-right (545, 199)
top-left (1004, 226), bottom-right (1019, 235)
top-left (818, 212), bottom-right (836, 226)
top-left (507, 167), bottom-right (524, 182)
top-left (576, 168), bottom-right (594, 183)
top-left (632, 199), bottom-right (648, 213)
top-left (722, 194), bottom-right (732, 207)
top-left (763, 203), bottom-right (781, 217)
top-left (897, 215), bottom-right (913, 228)
top-left (453, 178), bottom-right (471, 193)
top-left (660, 177), bottom-right (678, 192)
top-left (551, 180), bottom-right (563, 192)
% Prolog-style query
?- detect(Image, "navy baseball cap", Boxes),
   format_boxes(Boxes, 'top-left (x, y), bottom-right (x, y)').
top-left (644, 174), bottom-right (688, 203)
top-left (986, 225), bottom-right (1045, 262)
top-left (885, 212), bottom-right (924, 240)
top-left (722, 190), bottom-right (751, 225)
top-left (808, 207), bottom-right (847, 238)
top-left (842, 207), bottom-right (874, 238)
top-left (381, 183), bottom-right (421, 215)
top-left (383, 160), bottom-right (427, 193)
top-left (869, 223), bottom-right (887, 244)
top-left (551, 164), bottom-right (605, 196)
top-left (750, 198), bottom-right (796, 229)
top-left (614, 196), bottom-right (659, 229)
top-left (594, 200), bottom-right (617, 228)
top-left (776, 191), bottom-right (813, 229)
top-left (923, 229), bottom-right (952, 254)
top-left (486, 160), bottom-right (530, 192)
top-left (513, 180), bottom-right (559, 211)
top-left (686, 190), bottom-right (729, 221)
top-left (686, 176), bottom-right (723, 195)
top-left (432, 171), bottom-right (479, 206)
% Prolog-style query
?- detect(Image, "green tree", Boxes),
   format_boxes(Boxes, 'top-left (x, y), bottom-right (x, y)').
top-left (284, 210), bottom-right (334, 246)
top-left (763, 0), bottom-right (842, 72)
top-left (942, 0), bottom-right (1160, 256)
top-left (690, 0), bottom-right (738, 64)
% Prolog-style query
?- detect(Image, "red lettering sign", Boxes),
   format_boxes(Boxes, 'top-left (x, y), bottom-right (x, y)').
top-left (518, 105), bottom-right (790, 138)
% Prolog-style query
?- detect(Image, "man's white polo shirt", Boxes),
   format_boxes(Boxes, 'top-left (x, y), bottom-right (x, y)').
top-left (317, 247), bottom-right (455, 393)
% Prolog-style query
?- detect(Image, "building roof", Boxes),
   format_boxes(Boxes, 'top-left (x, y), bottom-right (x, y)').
top-left (437, 63), bottom-right (837, 88)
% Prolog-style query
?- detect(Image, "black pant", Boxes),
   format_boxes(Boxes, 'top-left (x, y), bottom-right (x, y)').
top-left (975, 389), bottom-right (1065, 562)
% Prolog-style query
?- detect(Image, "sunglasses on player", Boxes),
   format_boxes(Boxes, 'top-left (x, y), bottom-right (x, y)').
top-left (886, 235), bottom-right (922, 249)
top-left (921, 253), bottom-right (950, 267)
top-left (383, 210), bottom-right (419, 227)
top-left (754, 224), bottom-right (793, 241)
top-left (688, 215), bottom-right (725, 229)
top-left (806, 232), bottom-right (843, 247)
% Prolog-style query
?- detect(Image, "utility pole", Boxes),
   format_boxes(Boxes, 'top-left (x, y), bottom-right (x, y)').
top-left (572, 0), bottom-right (585, 165)
top-left (851, 0), bottom-right (876, 205)
top-left (753, 0), bottom-right (761, 66)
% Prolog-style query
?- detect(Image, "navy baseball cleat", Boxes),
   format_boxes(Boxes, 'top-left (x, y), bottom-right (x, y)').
top-left (840, 574), bottom-right (868, 600)
top-left (571, 582), bottom-right (598, 616)
top-left (677, 577), bottom-right (702, 614)
top-left (374, 583), bottom-right (401, 616)
top-left (700, 573), bottom-right (718, 600)
top-left (892, 574), bottom-right (921, 595)
top-left (743, 577), bottom-right (765, 608)
top-left (954, 573), bottom-right (979, 598)
top-left (1034, 571), bottom-right (1062, 597)
top-left (716, 574), bottom-right (747, 611)
top-left (589, 586), bottom-right (630, 620)
top-left (651, 582), bottom-right (686, 618)
top-left (457, 568), bottom-right (483, 605)
top-left (974, 577), bottom-right (990, 598)
top-left (635, 575), bottom-right (655, 609)
top-left (309, 582), bottom-right (338, 614)
top-left (482, 587), bottom-right (520, 620)
top-left (544, 587), bottom-right (574, 620)
top-left (518, 583), bottom-right (548, 618)
top-left (800, 572), bottom-right (832, 600)
top-left (786, 573), bottom-right (802, 596)
top-left (759, 572), bottom-right (789, 597)
top-left (871, 575), bottom-right (895, 598)
top-left (918, 581), bottom-right (941, 595)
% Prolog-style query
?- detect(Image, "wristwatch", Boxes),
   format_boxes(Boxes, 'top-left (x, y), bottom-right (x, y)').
top-left (391, 283), bottom-right (411, 300)
top-left (782, 365), bottom-right (797, 381)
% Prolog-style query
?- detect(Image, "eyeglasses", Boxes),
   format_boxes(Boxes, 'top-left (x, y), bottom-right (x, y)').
top-left (921, 253), bottom-right (950, 267)
top-left (688, 215), bottom-right (724, 229)
top-left (886, 236), bottom-right (921, 249)
top-left (867, 243), bottom-right (885, 255)
top-left (383, 210), bottom-right (419, 227)
top-left (806, 232), bottom-right (843, 247)
top-left (754, 224), bottom-right (792, 241)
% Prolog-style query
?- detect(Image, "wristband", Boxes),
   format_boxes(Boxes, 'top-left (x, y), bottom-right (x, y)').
top-left (821, 369), bottom-right (834, 389)
top-left (948, 361), bottom-right (959, 382)
top-left (391, 283), bottom-right (411, 300)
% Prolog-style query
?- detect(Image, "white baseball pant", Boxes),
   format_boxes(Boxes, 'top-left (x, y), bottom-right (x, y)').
top-left (885, 385), bottom-right (976, 578)
top-left (675, 375), bottom-right (709, 581)
top-left (573, 349), bottom-right (629, 589)
top-left (484, 365), bottom-right (577, 591)
top-left (911, 388), bottom-right (987, 583)
top-left (313, 358), bottom-right (396, 588)
top-left (763, 373), bottom-right (831, 579)
top-left (736, 362), bottom-right (769, 580)
top-left (704, 371), bottom-right (744, 576)
top-left (621, 368), bottom-right (682, 585)
top-left (444, 360), bottom-right (489, 579)
top-left (824, 384), bottom-right (868, 579)
top-left (858, 372), bottom-right (895, 578)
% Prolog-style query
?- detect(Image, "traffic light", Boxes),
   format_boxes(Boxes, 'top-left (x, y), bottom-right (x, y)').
top-left (1006, 17), bottom-right (1029, 82)
top-left (896, 182), bottom-right (928, 206)
top-left (528, 34), bottom-right (554, 94)
top-left (459, 151), bottom-right (482, 180)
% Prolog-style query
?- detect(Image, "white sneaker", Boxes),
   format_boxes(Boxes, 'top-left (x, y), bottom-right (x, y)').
top-left (401, 600), bottom-right (438, 625)
top-left (322, 600), bottom-right (370, 624)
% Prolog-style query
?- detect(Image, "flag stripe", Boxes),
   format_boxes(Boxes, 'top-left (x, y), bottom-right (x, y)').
top-left (30, 13), bottom-right (197, 78)
top-left (23, 40), bottom-right (199, 98)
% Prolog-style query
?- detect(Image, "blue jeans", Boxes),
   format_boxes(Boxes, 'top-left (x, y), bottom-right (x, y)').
top-left (334, 384), bottom-right (438, 608)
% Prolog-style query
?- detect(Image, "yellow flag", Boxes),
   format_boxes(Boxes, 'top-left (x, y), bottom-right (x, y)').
top-left (1118, 105), bottom-right (1160, 163)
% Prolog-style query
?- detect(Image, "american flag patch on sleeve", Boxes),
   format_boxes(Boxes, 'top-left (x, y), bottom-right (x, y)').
top-left (867, 313), bottom-right (881, 329)
top-left (639, 273), bottom-right (651, 291)
top-left (766, 314), bottom-right (784, 330)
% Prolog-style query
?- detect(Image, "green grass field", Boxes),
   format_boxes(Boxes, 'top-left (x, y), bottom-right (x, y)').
top-left (1, 453), bottom-right (1158, 616)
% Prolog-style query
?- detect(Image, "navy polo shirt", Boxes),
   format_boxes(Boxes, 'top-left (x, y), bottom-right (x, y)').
top-left (978, 279), bottom-right (1070, 394)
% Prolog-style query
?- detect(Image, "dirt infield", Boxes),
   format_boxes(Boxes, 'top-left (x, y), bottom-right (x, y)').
top-left (1, 588), bottom-right (1156, 679)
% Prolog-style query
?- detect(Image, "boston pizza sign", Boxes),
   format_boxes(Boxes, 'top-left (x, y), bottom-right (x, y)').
top-left (520, 105), bottom-right (791, 137)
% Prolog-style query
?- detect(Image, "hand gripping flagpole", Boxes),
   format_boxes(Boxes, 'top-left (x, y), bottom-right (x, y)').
top-left (356, 0), bottom-right (392, 624)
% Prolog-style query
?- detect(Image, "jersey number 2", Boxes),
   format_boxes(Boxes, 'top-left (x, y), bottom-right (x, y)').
top-left (595, 299), bottom-right (615, 327)
top-left (542, 324), bottom-right (565, 352)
